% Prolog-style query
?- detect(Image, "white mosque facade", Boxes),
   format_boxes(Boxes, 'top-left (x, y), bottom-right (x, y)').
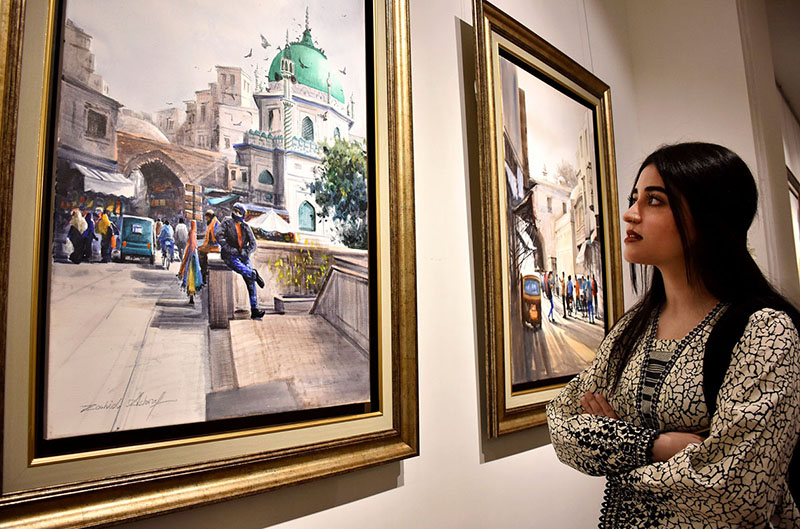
top-left (234, 14), bottom-right (358, 245)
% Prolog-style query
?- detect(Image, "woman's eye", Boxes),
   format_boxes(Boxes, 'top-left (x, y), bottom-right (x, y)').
top-left (646, 194), bottom-right (662, 205)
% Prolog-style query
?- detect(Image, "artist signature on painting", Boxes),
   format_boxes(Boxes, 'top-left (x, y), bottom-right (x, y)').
top-left (80, 391), bottom-right (176, 415)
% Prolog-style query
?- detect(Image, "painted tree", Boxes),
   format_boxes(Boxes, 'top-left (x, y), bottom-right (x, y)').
top-left (556, 159), bottom-right (578, 188)
top-left (309, 138), bottom-right (368, 249)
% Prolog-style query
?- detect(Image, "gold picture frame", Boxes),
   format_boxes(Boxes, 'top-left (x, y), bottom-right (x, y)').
top-left (0, 0), bottom-right (417, 526)
top-left (473, 1), bottom-right (624, 437)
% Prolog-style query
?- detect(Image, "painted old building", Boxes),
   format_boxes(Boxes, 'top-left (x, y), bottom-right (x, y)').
top-left (157, 66), bottom-right (258, 162)
top-left (115, 129), bottom-right (228, 224)
top-left (53, 19), bottom-right (129, 257)
top-left (531, 166), bottom-right (572, 277)
top-left (53, 18), bottom-right (233, 243)
top-left (153, 107), bottom-right (182, 144)
top-left (572, 117), bottom-right (601, 285)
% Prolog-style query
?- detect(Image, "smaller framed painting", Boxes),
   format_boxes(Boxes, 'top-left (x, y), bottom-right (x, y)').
top-left (473, 0), bottom-right (625, 436)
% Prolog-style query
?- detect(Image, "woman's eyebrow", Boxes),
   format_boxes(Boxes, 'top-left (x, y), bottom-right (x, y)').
top-left (644, 185), bottom-right (667, 194)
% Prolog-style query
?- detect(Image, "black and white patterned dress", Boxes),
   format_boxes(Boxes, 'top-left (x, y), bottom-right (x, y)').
top-left (546, 306), bottom-right (800, 528)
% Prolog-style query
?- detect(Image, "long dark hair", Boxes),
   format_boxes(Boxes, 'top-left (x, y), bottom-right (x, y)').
top-left (609, 142), bottom-right (800, 390)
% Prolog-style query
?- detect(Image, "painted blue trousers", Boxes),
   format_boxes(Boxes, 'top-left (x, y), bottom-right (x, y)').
top-left (224, 254), bottom-right (258, 309)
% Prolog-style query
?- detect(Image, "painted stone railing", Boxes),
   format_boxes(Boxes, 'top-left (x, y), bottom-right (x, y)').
top-left (243, 130), bottom-right (283, 150)
top-left (242, 130), bottom-right (320, 157)
top-left (290, 137), bottom-right (320, 157)
top-left (265, 81), bottom-right (350, 116)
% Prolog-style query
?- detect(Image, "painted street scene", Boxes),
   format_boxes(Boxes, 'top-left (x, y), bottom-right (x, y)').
top-left (45, 0), bottom-right (372, 440)
top-left (499, 55), bottom-right (605, 389)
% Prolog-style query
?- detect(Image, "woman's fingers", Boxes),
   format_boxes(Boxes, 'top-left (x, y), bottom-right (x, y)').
top-left (580, 392), bottom-right (597, 414)
top-left (593, 393), bottom-right (619, 420)
top-left (581, 392), bottom-right (614, 417)
top-left (580, 392), bottom-right (620, 419)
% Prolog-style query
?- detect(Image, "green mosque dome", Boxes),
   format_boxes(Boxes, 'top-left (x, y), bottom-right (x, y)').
top-left (268, 28), bottom-right (346, 104)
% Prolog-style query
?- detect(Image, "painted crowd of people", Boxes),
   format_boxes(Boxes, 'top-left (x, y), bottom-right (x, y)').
top-left (545, 271), bottom-right (599, 324)
top-left (66, 207), bottom-right (117, 264)
top-left (64, 204), bottom-right (266, 318)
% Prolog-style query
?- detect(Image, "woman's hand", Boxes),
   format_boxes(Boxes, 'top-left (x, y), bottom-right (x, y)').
top-left (580, 392), bottom-right (619, 420)
top-left (651, 432), bottom-right (705, 462)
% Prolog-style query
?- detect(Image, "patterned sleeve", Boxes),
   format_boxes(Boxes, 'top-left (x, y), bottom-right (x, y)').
top-left (618, 309), bottom-right (800, 525)
top-left (546, 314), bottom-right (660, 477)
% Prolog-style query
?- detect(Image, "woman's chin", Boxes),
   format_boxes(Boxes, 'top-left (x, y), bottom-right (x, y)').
top-left (622, 249), bottom-right (649, 265)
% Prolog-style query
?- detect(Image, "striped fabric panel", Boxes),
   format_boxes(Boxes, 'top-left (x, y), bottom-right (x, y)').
top-left (640, 348), bottom-right (676, 426)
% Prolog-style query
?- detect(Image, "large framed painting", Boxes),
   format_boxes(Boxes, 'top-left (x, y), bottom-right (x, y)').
top-left (0, 0), bottom-right (417, 525)
top-left (473, 1), bottom-right (624, 436)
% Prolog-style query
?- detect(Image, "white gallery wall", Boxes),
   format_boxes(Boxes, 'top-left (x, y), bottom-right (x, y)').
top-left (784, 97), bottom-right (800, 183)
top-left (114, 0), bottom-right (797, 527)
top-left (783, 97), bottom-right (800, 285)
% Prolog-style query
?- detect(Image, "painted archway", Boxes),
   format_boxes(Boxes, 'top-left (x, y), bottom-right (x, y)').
top-left (124, 151), bottom-right (188, 223)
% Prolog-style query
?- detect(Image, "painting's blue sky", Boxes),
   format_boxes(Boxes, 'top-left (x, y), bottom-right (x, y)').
top-left (64, 0), bottom-right (368, 136)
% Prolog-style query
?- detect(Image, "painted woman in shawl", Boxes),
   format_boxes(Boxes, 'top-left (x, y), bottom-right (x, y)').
top-left (82, 210), bottom-right (97, 261)
top-left (94, 207), bottom-right (113, 263)
top-left (67, 209), bottom-right (87, 264)
top-left (178, 220), bottom-right (204, 305)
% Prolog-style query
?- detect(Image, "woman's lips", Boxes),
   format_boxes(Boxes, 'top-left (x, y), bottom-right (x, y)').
top-left (624, 230), bottom-right (642, 243)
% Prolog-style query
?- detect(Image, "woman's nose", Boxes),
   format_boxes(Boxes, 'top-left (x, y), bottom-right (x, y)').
top-left (622, 203), bottom-right (640, 223)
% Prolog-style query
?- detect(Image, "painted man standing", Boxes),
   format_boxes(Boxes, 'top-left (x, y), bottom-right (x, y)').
top-left (217, 203), bottom-right (265, 319)
top-left (174, 218), bottom-right (189, 262)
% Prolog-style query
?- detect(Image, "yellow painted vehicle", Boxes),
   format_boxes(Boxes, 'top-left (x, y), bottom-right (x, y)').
top-left (521, 274), bottom-right (542, 329)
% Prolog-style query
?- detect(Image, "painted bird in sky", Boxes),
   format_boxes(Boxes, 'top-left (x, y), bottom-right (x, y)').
top-left (339, 67), bottom-right (347, 75)
top-left (244, 48), bottom-right (252, 58)
top-left (260, 34), bottom-right (270, 48)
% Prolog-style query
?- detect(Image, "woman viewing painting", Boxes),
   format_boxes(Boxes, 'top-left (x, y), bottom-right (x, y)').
top-left (547, 142), bottom-right (800, 528)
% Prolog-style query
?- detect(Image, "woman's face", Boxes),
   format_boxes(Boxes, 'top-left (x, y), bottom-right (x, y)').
top-left (622, 164), bottom-right (686, 270)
